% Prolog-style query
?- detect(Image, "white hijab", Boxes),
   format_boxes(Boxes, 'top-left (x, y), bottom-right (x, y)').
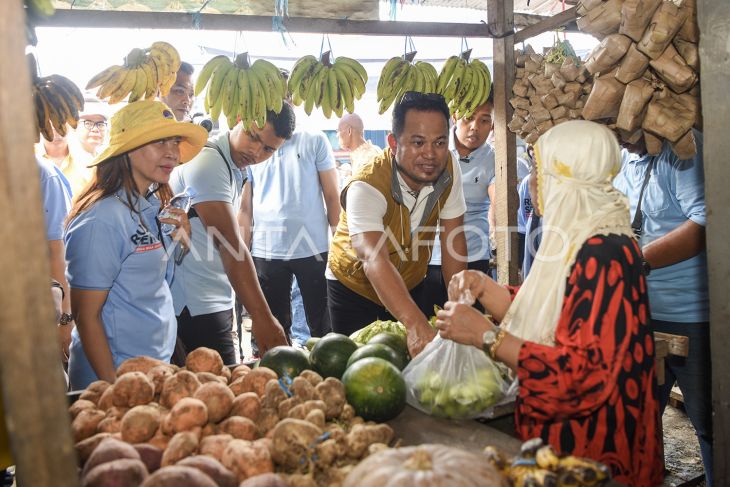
top-left (502, 121), bottom-right (634, 345)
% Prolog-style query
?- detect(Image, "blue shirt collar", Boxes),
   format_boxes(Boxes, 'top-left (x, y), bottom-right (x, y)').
top-left (449, 128), bottom-right (492, 163)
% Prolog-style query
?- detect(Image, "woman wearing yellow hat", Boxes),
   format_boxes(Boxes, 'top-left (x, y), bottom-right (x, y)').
top-left (64, 100), bottom-right (207, 389)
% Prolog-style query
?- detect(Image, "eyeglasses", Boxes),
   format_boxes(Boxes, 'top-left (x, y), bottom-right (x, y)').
top-left (400, 91), bottom-right (446, 103)
top-left (81, 120), bottom-right (108, 130)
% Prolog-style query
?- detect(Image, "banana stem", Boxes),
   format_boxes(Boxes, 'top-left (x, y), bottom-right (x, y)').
top-left (404, 51), bottom-right (417, 63)
top-left (320, 50), bottom-right (332, 67)
top-left (234, 52), bottom-right (251, 69)
top-left (460, 48), bottom-right (473, 62)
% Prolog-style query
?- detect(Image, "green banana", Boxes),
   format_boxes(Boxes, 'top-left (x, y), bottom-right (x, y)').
top-left (289, 55), bottom-right (318, 89)
top-left (195, 55), bottom-right (230, 96)
top-left (378, 57), bottom-right (405, 95)
top-left (248, 68), bottom-right (270, 116)
top-left (337, 62), bottom-right (366, 100)
top-left (335, 56), bottom-right (367, 85)
top-left (437, 56), bottom-right (460, 94)
top-left (237, 68), bottom-right (250, 128)
top-left (207, 62), bottom-right (233, 108)
top-left (220, 66), bottom-right (239, 119)
top-left (294, 61), bottom-right (323, 102)
top-left (333, 66), bottom-right (355, 114)
top-left (443, 58), bottom-right (467, 101)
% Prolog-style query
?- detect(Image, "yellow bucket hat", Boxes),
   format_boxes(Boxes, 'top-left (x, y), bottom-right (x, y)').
top-left (89, 99), bottom-right (207, 167)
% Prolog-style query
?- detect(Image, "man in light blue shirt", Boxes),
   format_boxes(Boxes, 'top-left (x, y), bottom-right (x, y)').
top-left (421, 91), bottom-right (494, 309)
top-left (240, 128), bottom-right (340, 345)
top-left (614, 131), bottom-right (711, 484)
top-left (170, 106), bottom-right (296, 364)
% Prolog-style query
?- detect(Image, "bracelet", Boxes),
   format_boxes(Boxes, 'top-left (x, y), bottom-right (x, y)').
top-left (489, 328), bottom-right (508, 360)
top-left (51, 279), bottom-right (65, 301)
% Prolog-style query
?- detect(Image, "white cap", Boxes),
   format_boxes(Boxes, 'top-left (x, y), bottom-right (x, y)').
top-left (79, 94), bottom-right (110, 120)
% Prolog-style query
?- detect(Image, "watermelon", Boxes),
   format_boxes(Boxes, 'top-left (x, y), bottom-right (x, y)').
top-left (259, 346), bottom-right (310, 379)
top-left (368, 332), bottom-right (410, 365)
top-left (342, 357), bottom-right (406, 422)
top-left (305, 337), bottom-right (320, 351)
top-left (309, 333), bottom-right (359, 379)
top-left (346, 343), bottom-right (406, 371)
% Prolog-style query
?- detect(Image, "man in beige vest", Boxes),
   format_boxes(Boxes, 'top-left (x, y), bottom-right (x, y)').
top-left (327, 92), bottom-right (467, 357)
top-left (337, 113), bottom-right (382, 176)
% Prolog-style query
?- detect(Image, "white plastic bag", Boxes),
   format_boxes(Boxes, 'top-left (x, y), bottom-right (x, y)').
top-left (402, 335), bottom-right (512, 419)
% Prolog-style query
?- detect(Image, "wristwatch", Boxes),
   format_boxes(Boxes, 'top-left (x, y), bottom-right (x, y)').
top-left (642, 258), bottom-right (652, 276)
top-left (482, 327), bottom-right (507, 360)
top-left (59, 312), bottom-right (74, 326)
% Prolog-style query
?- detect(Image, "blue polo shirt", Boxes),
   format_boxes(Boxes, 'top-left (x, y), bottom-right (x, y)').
top-left (614, 133), bottom-right (708, 322)
top-left (517, 174), bottom-right (533, 234)
top-left (169, 132), bottom-right (247, 316)
top-left (246, 130), bottom-right (336, 259)
top-left (37, 156), bottom-right (71, 241)
top-left (65, 189), bottom-right (176, 390)
top-left (430, 133), bottom-right (495, 265)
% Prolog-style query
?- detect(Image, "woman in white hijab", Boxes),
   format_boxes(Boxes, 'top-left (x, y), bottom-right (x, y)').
top-left (436, 121), bottom-right (663, 486)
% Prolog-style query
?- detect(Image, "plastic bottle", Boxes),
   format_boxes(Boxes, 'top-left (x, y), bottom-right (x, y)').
top-left (159, 187), bottom-right (195, 235)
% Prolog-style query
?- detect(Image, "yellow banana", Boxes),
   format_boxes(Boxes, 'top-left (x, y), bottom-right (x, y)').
top-left (96, 67), bottom-right (129, 101)
top-left (86, 65), bottom-right (123, 90)
top-left (249, 68), bottom-right (271, 118)
top-left (195, 55), bottom-right (230, 96)
top-left (535, 446), bottom-right (560, 471)
top-left (141, 61), bottom-right (158, 99)
top-left (128, 67), bottom-right (147, 102)
top-left (207, 62), bottom-right (233, 108)
top-left (248, 70), bottom-right (266, 128)
top-left (150, 41), bottom-right (181, 73)
top-left (108, 68), bottom-right (138, 104)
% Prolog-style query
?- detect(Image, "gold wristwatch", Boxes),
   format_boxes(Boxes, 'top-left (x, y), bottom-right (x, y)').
top-left (482, 327), bottom-right (507, 360)
top-left (59, 312), bottom-right (74, 326)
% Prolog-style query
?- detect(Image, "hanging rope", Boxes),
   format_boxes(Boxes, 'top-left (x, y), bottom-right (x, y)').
top-left (273, 0), bottom-right (294, 46)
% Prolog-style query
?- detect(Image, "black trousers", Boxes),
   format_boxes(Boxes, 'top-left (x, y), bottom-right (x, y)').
top-left (420, 260), bottom-right (490, 313)
top-left (327, 278), bottom-right (428, 336)
top-left (252, 252), bottom-right (331, 338)
top-left (176, 306), bottom-right (237, 366)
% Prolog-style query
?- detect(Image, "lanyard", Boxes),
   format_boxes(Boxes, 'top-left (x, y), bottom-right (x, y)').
top-left (631, 157), bottom-right (656, 238)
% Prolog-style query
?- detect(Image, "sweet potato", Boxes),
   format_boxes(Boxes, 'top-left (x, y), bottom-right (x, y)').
top-left (270, 419), bottom-right (322, 470)
top-left (230, 392), bottom-right (261, 421)
top-left (315, 378), bottom-right (346, 419)
top-left (133, 443), bottom-right (163, 473)
top-left (262, 379), bottom-right (288, 410)
top-left (113, 372), bottom-right (155, 408)
top-left (222, 439), bottom-right (275, 482)
top-left (75, 432), bottom-right (112, 466)
top-left (118, 356), bottom-right (164, 377)
top-left (81, 458), bottom-right (148, 487)
top-left (161, 431), bottom-right (200, 467)
top-left (147, 366), bottom-right (174, 397)
top-left (82, 437), bottom-right (141, 477)
top-left (242, 368), bottom-right (278, 397)
top-left (78, 380), bottom-right (112, 406)
top-left (219, 416), bottom-right (257, 441)
top-left (239, 473), bottom-right (288, 487)
top-left (230, 364), bottom-right (252, 382)
top-left (199, 434), bottom-right (233, 462)
top-left (97, 386), bottom-right (115, 411)
top-left (177, 455), bottom-right (237, 487)
top-left (122, 405), bottom-right (161, 443)
top-left (290, 377), bottom-right (315, 401)
top-left (297, 370), bottom-right (322, 388)
top-left (140, 465), bottom-right (217, 487)
top-left (72, 409), bottom-right (106, 442)
top-left (276, 396), bottom-right (302, 419)
top-left (194, 381), bottom-right (234, 423)
top-left (160, 370), bottom-right (201, 409)
top-left (169, 397), bottom-right (208, 433)
top-left (69, 399), bottom-right (98, 419)
top-left (256, 408), bottom-right (280, 438)
top-left (186, 347), bottom-right (224, 375)
top-left (97, 416), bottom-right (122, 434)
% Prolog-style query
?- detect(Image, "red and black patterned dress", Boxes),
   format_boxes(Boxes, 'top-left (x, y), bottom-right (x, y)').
top-left (514, 235), bottom-right (664, 486)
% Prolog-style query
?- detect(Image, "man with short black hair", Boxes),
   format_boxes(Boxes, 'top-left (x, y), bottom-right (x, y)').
top-left (161, 61), bottom-right (195, 122)
top-left (170, 104), bottom-right (297, 363)
top-left (327, 92), bottom-right (467, 357)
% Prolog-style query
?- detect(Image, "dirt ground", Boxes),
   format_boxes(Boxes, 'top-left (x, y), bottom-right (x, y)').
top-left (662, 404), bottom-right (706, 486)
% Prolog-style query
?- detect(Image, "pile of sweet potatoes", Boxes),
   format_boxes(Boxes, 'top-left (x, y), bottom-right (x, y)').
top-left (71, 348), bottom-right (394, 487)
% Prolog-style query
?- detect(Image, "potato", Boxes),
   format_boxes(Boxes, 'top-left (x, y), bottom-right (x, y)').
top-left (199, 434), bottom-right (233, 462)
top-left (148, 432), bottom-right (172, 451)
top-left (81, 458), bottom-right (148, 487)
top-left (276, 396), bottom-right (302, 418)
top-left (314, 378), bottom-right (345, 419)
top-left (78, 380), bottom-right (112, 406)
top-left (287, 400), bottom-right (326, 420)
top-left (241, 368), bottom-right (278, 397)
top-left (97, 386), bottom-right (115, 411)
top-left (186, 347), bottom-right (224, 375)
top-left (290, 377), bottom-right (315, 401)
top-left (201, 422), bottom-right (219, 437)
top-left (72, 409), bottom-right (106, 442)
top-left (169, 397), bottom-right (208, 432)
top-left (122, 405), bottom-right (161, 443)
top-left (147, 366), bottom-right (174, 396)
top-left (113, 372), bottom-right (155, 408)
top-left (304, 409), bottom-right (325, 429)
top-left (118, 356), bottom-right (164, 377)
top-left (75, 432), bottom-right (112, 466)
top-left (160, 370), bottom-right (201, 409)
top-left (270, 419), bottom-right (322, 470)
top-left (82, 437), bottom-right (141, 477)
top-left (298, 370), bottom-right (323, 387)
top-left (228, 377), bottom-right (247, 397)
top-left (194, 381), bottom-right (234, 423)
top-left (262, 379), bottom-right (288, 410)
top-left (230, 364), bottom-right (251, 382)
top-left (221, 366), bottom-right (231, 384)
top-left (218, 417), bottom-right (257, 441)
top-left (196, 371), bottom-right (226, 385)
top-left (106, 406), bottom-right (130, 420)
top-left (345, 424), bottom-right (394, 459)
top-left (239, 473), bottom-right (288, 487)
top-left (221, 439), bottom-right (274, 483)
top-left (97, 416), bottom-right (122, 434)
top-left (230, 392), bottom-right (261, 421)
top-left (256, 408), bottom-right (280, 437)
top-left (161, 431), bottom-right (199, 467)
top-left (339, 404), bottom-right (355, 423)
top-left (133, 443), bottom-right (163, 473)
top-left (177, 455), bottom-right (237, 487)
top-left (140, 465), bottom-right (218, 487)
top-left (283, 474), bottom-right (317, 487)
top-left (69, 399), bottom-right (97, 419)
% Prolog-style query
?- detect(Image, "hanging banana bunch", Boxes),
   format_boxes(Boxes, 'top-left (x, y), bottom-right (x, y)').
top-left (28, 54), bottom-right (85, 142)
top-left (195, 53), bottom-right (287, 130)
top-left (288, 51), bottom-right (368, 119)
top-left (24, 0), bottom-right (55, 18)
top-left (437, 49), bottom-right (493, 119)
top-left (376, 51), bottom-right (439, 114)
top-left (86, 41), bottom-right (181, 105)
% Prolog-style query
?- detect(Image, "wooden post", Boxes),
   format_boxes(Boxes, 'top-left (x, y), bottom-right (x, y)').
top-left (487, 0), bottom-right (520, 285)
top-left (698, 0), bottom-right (730, 482)
top-left (0, 1), bottom-right (79, 485)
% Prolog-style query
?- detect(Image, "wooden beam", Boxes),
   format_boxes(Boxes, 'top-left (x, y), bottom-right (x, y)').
top-left (514, 12), bottom-right (579, 32)
top-left (0, 1), bottom-right (79, 486)
top-left (487, 0), bottom-right (520, 285)
top-left (698, 0), bottom-right (730, 483)
top-left (653, 331), bottom-right (689, 357)
top-left (37, 9), bottom-right (493, 37)
top-left (514, 6), bottom-right (579, 44)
